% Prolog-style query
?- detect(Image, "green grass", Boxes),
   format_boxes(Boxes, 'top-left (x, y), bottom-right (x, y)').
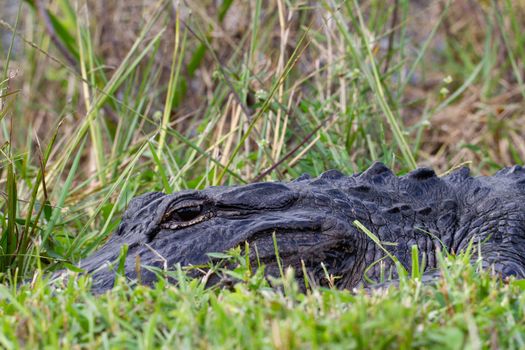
top-left (1, 0), bottom-right (525, 348)
top-left (1, 252), bottom-right (525, 349)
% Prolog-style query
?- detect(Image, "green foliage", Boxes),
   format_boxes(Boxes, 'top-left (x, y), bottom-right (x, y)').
top-left (0, 252), bottom-right (523, 348)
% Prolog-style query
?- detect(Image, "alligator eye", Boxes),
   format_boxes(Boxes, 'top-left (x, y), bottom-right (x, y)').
top-left (162, 200), bottom-right (213, 230)
top-left (172, 205), bottom-right (202, 222)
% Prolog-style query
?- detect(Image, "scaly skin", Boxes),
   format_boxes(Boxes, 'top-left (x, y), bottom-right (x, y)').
top-left (77, 162), bottom-right (525, 292)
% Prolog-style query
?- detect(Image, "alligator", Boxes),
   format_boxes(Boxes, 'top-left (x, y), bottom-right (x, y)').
top-left (76, 162), bottom-right (525, 293)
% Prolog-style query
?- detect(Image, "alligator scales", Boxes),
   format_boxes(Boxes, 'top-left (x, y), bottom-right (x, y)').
top-left (79, 162), bottom-right (525, 292)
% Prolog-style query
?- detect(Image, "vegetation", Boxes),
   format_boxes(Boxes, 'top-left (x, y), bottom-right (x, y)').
top-left (0, 0), bottom-right (524, 348)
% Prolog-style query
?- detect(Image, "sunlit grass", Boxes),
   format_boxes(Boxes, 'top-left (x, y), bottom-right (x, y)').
top-left (0, 250), bottom-right (524, 349)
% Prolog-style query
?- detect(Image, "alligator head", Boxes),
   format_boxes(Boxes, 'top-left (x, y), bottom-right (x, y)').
top-left (78, 162), bottom-right (525, 293)
top-left (80, 171), bottom-right (367, 292)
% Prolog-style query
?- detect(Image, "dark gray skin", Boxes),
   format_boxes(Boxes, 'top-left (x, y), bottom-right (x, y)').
top-left (77, 162), bottom-right (525, 293)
